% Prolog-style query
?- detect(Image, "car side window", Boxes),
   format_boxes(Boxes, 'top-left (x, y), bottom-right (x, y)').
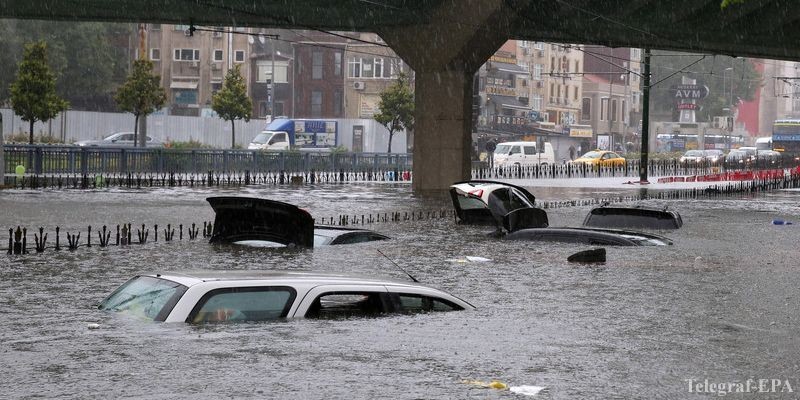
top-left (330, 232), bottom-right (388, 245)
top-left (304, 292), bottom-right (388, 319)
top-left (523, 146), bottom-right (537, 155)
top-left (121, 134), bottom-right (134, 141)
top-left (509, 146), bottom-right (521, 155)
top-left (188, 286), bottom-right (296, 323)
top-left (394, 294), bottom-right (462, 313)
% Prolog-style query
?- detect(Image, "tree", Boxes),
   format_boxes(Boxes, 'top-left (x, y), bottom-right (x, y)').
top-left (649, 52), bottom-right (760, 122)
top-left (114, 59), bottom-right (166, 147)
top-left (374, 73), bottom-right (414, 153)
top-left (212, 65), bottom-right (252, 149)
top-left (0, 20), bottom-right (133, 110)
top-left (9, 41), bottom-right (69, 144)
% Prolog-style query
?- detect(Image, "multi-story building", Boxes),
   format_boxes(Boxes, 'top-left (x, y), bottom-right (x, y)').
top-left (581, 46), bottom-right (641, 151)
top-left (292, 32), bottom-right (347, 118)
top-left (343, 33), bottom-right (410, 120)
top-left (248, 28), bottom-right (296, 119)
top-left (474, 41), bottom-right (532, 136)
top-left (545, 43), bottom-right (583, 130)
top-left (146, 24), bottom-right (252, 117)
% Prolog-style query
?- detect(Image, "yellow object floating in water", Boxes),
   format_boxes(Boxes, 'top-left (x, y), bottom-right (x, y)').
top-left (463, 379), bottom-right (508, 390)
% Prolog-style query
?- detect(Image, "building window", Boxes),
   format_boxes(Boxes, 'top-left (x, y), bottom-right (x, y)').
top-left (173, 89), bottom-right (198, 105)
top-left (211, 82), bottom-right (222, 94)
top-left (533, 42), bottom-right (544, 50)
top-left (349, 57), bottom-right (361, 78)
top-left (173, 24), bottom-right (189, 31)
top-left (362, 57), bottom-right (374, 78)
top-left (581, 98), bottom-right (591, 120)
top-left (574, 86), bottom-right (579, 100)
top-left (173, 48), bottom-right (200, 61)
top-left (151, 24), bottom-right (161, 30)
top-left (274, 102), bottom-right (284, 116)
top-left (334, 52), bottom-right (342, 76)
top-left (312, 51), bottom-right (323, 80)
top-left (257, 62), bottom-right (289, 83)
top-left (213, 49), bottom-right (223, 62)
top-left (533, 64), bottom-right (543, 80)
top-left (550, 57), bottom-right (555, 72)
top-left (333, 90), bottom-right (342, 117)
top-left (150, 48), bottom-right (160, 61)
top-left (622, 100), bottom-right (628, 123)
top-left (374, 58), bottom-right (384, 79)
top-left (234, 50), bottom-right (245, 63)
top-left (631, 48), bottom-right (642, 61)
top-left (600, 98), bottom-right (608, 121)
top-left (532, 94), bottom-right (542, 111)
top-left (611, 99), bottom-right (618, 122)
top-left (311, 90), bottom-right (322, 117)
top-left (389, 59), bottom-right (403, 77)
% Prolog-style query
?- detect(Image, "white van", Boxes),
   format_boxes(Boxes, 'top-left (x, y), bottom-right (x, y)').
top-left (493, 141), bottom-right (555, 167)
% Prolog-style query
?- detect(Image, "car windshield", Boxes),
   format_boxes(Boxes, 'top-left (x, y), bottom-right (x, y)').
top-left (580, 151), bottom-right (602, 159)
top-left (251, 133), bottom-right (270, 144)
top-left (494, 144), bottom-right (511, 155)
top-left (99, 276), bottom-right (186, 321)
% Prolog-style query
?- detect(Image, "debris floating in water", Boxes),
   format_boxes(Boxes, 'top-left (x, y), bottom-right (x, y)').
top-left (510, 385), bottom-right (547, 396)
top-left (772, 219), bottom-right (793, 225)
top-left (87, 323), bottom-right (100, 330)
top-left (447, 256), bottom-right (492, 263)
top-left (463, 380), bottom-right (546, 396)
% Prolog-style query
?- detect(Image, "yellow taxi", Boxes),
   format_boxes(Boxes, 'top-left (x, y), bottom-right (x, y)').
top-left (572, 150), bottom-right (627, 167)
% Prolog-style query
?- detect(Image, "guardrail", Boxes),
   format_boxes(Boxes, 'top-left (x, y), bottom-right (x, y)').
top-left (2, 145), bottom-right (412, 175)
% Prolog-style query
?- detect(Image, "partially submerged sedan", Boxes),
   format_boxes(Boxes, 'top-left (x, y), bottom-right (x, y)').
top-left (207, 196), bottom-right (388, 247)
top-left (98, 271), bottom-right (473, 323)
top-left (449, 181), bottom-right (673, 246)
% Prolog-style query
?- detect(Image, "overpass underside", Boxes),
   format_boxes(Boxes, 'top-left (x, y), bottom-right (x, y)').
top-left (2, 0), bottom-right (797, 191)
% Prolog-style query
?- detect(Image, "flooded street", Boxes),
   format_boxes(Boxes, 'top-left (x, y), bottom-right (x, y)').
top-left (2, 183), bottom-right (800, 399)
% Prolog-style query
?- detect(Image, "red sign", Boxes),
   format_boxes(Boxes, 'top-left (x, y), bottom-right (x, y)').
top-left (676, 103), bottom-right (699, 110)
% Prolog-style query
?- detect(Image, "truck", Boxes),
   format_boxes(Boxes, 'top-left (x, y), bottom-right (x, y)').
top-left (248, 119), bottom-right (338, 151)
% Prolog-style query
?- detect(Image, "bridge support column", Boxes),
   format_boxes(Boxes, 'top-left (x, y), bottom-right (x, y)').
top-left (379, 0), bottom-right (511, 192)
top-left (413, 68), bottom-right (473, 192)
top-left (0, 112), bottom-right (4, 187)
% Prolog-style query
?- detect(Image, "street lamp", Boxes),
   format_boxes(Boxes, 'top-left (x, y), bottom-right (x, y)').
top-left (724, 67), bottom-right (734, 151)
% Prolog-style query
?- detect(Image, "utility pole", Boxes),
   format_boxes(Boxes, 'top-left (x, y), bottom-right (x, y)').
top-left (270, 35), bottom-right (276, 121)
top-left (607, 50), bottom-right (613, 150)
top-left (639, 48), bottom-right (651, 184)
top-left (137, 23), bottom-right (148, 148)
top-left (0, 112), bottom-right (5, 185)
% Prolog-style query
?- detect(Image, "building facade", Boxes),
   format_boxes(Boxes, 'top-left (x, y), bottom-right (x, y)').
top-left (146, 24), bottom-right (252, 117)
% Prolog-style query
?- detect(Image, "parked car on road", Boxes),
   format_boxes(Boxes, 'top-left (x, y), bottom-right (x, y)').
top-left (571, 150), bottom-right (626, 167)
top-left (74, 132), bottom-right (163, 148)
top-left (492, 141), bottom-right (556, 167)
top-left (98, 270), bottom-right (474, 323)
top-left (679, 150), bottom-right (724, 165)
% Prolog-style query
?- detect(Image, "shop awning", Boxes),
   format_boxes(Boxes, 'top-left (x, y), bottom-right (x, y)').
top-left (170, 81), bottom-right (199, 89)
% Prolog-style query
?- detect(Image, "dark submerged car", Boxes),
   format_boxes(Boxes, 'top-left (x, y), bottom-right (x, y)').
top-left (207, 196), bottom-right (388, 247)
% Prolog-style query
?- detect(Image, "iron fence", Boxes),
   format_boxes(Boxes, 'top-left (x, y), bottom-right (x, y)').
top-left (3, 145), bottom-right (412, 175)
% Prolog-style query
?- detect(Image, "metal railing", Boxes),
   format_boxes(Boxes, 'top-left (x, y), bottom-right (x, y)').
top-left (3, 145), bottom-right (412, 175)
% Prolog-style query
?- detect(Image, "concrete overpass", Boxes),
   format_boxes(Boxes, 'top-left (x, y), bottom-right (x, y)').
top-left (2, 0), bottom-right (797, 191)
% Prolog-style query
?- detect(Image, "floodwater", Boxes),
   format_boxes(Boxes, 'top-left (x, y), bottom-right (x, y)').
top-left (1, 182), bottom-right (800, 399)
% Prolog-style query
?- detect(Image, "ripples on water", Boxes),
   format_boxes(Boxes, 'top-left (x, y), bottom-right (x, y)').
top-left (1, 184), bottom-right (799, 399)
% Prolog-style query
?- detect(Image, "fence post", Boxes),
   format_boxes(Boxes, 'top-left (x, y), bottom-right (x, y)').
top-left (223, 150), bottom-right (229, 172)
top-left (191, 150), bottom-right (197, 173)
top-left (0, 113), bottom-right (4, 184)
top-left (34, 146), bottom-right (43, 174)
top-left (252, 150), bottom-right (258, 173)
top-left (120, 148), bottom-right (127, 173)
top-left (158, 148), bottom-right (164, 174)
top-left (80, 147), bottom-right (89, 176)
top-left (304, 152), bottom-right (310, 171)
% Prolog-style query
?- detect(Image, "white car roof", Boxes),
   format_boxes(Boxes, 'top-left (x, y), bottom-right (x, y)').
top-left (146, 270), bottom-right (429, 290)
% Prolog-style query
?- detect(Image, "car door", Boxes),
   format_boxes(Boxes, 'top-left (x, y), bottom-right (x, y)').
top-left (293, 285), bottom-right (390, 318)
top-left (522, 145), bottom-right (537, 165)
top-left (117, 133), bottom-right (135, 146)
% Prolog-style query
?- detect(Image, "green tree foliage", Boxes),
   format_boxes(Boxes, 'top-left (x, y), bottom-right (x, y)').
top-left (212, 65), bottom-right (252, 149)
top-left (374, 73), bottom-right (414, 153)
top-left (114, 59), bottom-right (166, 147)
top-left (649, 52), bottom-right (760, 122)
top-left (0, 20), bottom-right (132, 110)
top-left (9, 41), bottom-right (69, 144)
top-left (721, 0), bottom-right (745, 9)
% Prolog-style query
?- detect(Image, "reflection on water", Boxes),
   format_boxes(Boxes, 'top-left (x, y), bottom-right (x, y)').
top-left (1, 184), bottom-right (799, 399)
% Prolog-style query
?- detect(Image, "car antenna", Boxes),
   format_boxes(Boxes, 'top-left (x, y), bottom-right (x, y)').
top-left (377, 249), bottom-right (419, 283)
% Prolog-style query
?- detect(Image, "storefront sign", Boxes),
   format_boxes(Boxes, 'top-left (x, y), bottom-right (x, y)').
top-left (569, 127), bottom-right (593, 138)
top-left (671, 84), bottom-right (709, 100)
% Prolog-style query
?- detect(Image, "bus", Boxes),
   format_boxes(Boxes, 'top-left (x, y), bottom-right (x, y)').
top-left (772, 119), bottom-right (800, 160)
top-left (656, 133), bottom-right (743, 152)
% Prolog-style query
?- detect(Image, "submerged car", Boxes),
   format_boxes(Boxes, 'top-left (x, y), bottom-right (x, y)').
top-left (449, 181), bottom-right (673, 246)
top-left (583, 204), bottom-right (683, 230)
top-left (207, 196), bottom-right (389, 247)
top-left (449, 180), bottom-right (548, 230)
top-left (74, 132), bottom-right (163, 148)
top-left (98, 271), bottom-right (474, 323)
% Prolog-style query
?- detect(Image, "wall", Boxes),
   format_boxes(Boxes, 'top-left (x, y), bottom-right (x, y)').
top-left (1, 109), bottom-right (406, 152)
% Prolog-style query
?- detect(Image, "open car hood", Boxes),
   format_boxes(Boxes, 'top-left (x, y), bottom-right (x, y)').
top-left (207, 197), bottom-right (314, 247)
top-left (449, 180), bottom-right (548, 229)
top-left (583, 205), bottom-right (683, 230)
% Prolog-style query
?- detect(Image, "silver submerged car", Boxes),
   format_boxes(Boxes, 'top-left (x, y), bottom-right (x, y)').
top-left (98, 271), bottom-right (474, 323)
